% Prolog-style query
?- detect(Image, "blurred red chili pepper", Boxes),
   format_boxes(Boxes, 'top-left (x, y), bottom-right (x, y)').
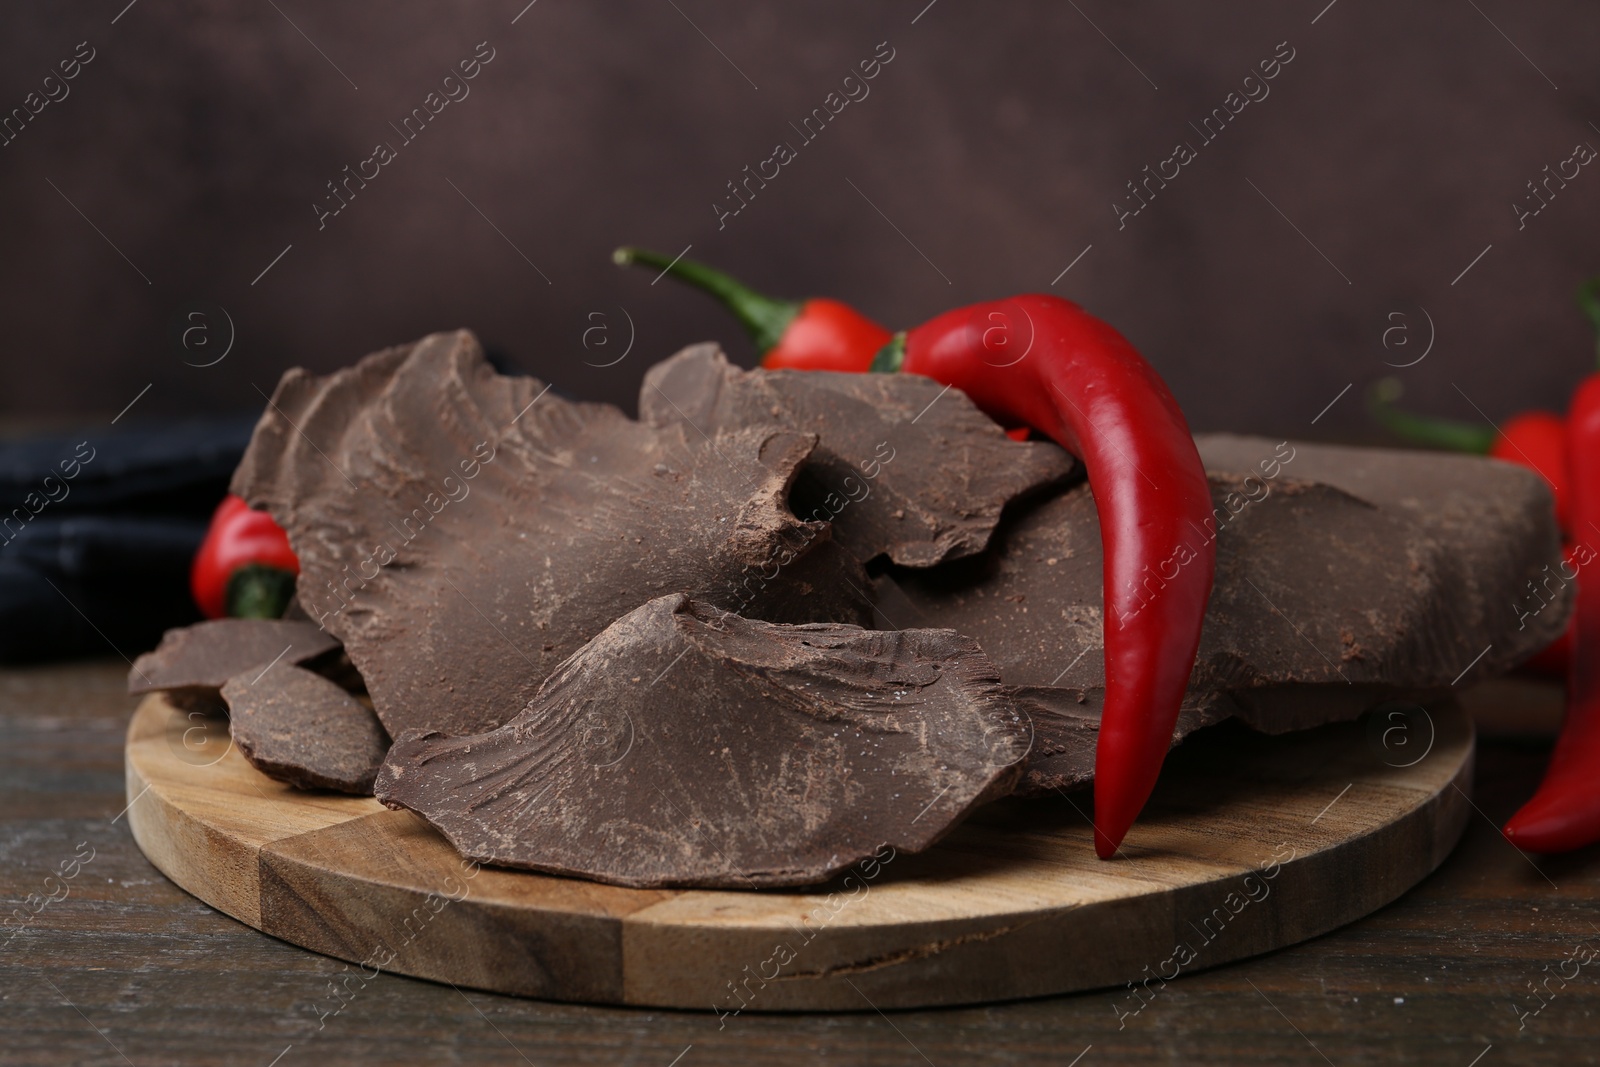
top-left (1370, 381), bottom-right (1575, 676)
top-left (1504, 370), bottom-right (1600, 852)
top-left (613, 247), bottom-right (891, 373)
top-left (873, 295), bottom-right (1215, 858)
top-left (1490, 412), bottom-right (1571, 531)
top-left (1523, 542), bottom-right (1580, 675)
top-left (1372, 279), bottom-right (1600, 684)
top-left (191, 494), bottom-right (299, 619)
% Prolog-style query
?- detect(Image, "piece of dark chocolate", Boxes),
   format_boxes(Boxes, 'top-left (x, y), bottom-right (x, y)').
top-left (127, 618), bottom-right (342, 707)
top-left (1008, 687), bottom-right (1099, 794)
top-left (231, 330), bottom-right (871, 739)
top-left (375, 594), bottom-right (1029, 889)
top-left (640, 345), bottom-right (1077, 567)
top-left (877, 435), bottom-right (1570, 794)
top-left (223, 664), bottom-right (388, 793)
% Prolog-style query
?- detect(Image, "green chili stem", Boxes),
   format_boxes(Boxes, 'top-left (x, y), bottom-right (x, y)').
top-left (225, 564), bottom-right (298, 619)
top-left (1367, 378), bottom-right (1497, 453)
top-left (613, 247), bottom-right (799, 354)
top-left (1578, 277), bottom-right (1600, 367)
top-left (868, 333), bottom-right (906, 374)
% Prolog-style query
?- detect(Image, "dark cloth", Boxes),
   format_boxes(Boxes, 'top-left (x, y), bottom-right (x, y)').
top-left (0, 417), bottom-right (256, 663)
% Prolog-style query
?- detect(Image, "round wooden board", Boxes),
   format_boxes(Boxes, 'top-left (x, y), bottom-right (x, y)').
top-left (125, 692), bottom-right (1472, 1011)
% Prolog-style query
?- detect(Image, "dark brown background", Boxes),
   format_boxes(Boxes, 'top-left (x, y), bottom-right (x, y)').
top-left (1, 1), bottom-right (1597, 437)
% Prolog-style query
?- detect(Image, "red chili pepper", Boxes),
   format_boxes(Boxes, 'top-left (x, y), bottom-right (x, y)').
top-left (1503, 371), bottom-right (1600, 852)
top-left (873, 295), bottom-right (1215, 858)
top-left (1523, 542), bottom-right (1580, 675)
top-left (1491, 412), bottom-right (1571, 531)
top-left (613, 247), bottom-right (891, 373)
top-left (621, 245), bottom-right (1214, 853)
top-left (191, 494), bottom-right (300, 620)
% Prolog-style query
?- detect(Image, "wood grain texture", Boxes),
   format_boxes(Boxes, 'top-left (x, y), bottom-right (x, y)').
top-left (123, 698), bottom-right (382, 925)
top-left (10, 661), bottom-right (1600, 1066)
top-left (125, 688), bottom-right (1473, 1010)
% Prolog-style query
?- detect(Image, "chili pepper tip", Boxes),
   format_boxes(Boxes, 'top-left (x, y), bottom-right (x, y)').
top-left (1503, 785), bottom-right (1600, 854)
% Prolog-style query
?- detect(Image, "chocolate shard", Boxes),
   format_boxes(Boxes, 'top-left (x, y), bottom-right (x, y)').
top-left (127, 619), bottom-right (341, 705)
top-left (876, 435), bottom-right (1570, 794)
top-left (230, 330), bottom-right (870, 740)
top-left (1008, 688), bottom-right (1098, 794)
top-left (374, 594), bottom-right (1029, 889)
top-left (223, 664), bottom-right (389, 794)
top-left (640, 345), bottom-right (1077, 567)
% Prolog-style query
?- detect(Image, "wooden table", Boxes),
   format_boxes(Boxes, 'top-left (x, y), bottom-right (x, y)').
top-left (3, 661), bottom-right (1596, 1066)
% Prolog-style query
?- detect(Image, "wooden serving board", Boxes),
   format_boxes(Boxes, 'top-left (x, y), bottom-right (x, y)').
top-left (125, 692), bottom-right (1472, 1011)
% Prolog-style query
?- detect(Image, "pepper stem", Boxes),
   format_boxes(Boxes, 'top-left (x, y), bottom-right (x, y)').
top-left (613, 247), bottom-right (800, 354)
top-left (225, 564), bottom-right (297, 619)
top-left (868, 332), bottom-right (906, 374)
top-left (1367, 377), bottom-right (1496, 453)
top-left (1578, 276), bottom-right (1600, 366)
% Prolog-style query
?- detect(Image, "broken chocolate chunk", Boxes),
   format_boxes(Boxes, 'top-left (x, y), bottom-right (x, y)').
top-left (231, 330), bottom-right (871, 739)
top-left (375, 594), bottom-right (1028, 889)
top-left (223, 664), bottom-right (389, 793)
top-left (1008, 687), bottom-right (1099, 794)
top-left (876, 435), bottom-right (1569, 794)
top-left (640, 345), bottom-right (1077, 567)
top-left (127, 619), bottom-right (341, 709)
